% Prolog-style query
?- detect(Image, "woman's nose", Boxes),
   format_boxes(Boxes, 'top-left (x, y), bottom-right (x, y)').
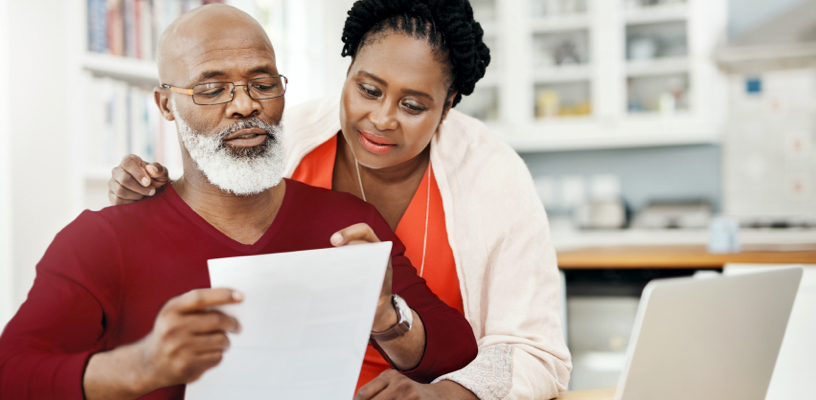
top-left (369, 100), bottom-right (398, 131)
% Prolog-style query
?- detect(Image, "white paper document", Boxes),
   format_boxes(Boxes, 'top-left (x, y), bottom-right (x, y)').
top-left (185, 242), bottom-right (393, 400)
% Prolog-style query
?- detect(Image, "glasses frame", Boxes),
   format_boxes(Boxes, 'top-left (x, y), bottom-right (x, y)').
top-left (161, 75), bottom-right (288, 105)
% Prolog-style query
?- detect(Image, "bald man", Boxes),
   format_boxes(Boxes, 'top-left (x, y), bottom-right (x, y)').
top-left (0, 5), bottom-right (476, 399)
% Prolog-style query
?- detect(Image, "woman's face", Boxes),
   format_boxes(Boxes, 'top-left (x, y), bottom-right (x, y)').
top-left (340, 32), bottom-right (454, 169)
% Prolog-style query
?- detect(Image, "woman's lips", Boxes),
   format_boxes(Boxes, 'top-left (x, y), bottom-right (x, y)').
top-left (358, 131), bottom-right (396, 155)
top-left (223, 128), bottom-right (268, 148)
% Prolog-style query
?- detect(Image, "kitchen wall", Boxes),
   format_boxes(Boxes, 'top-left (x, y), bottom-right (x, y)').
top-left (521, 144), bottom-right (722, 215)
top-left (728, 0), bottom-right (808, 38)
top-left (519, 0), bottom-right (808, 219)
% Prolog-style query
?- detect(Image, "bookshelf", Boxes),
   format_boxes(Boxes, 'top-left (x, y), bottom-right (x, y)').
top-left (71, 0), bottom-right (356, 211)
top-left (456, 0), bottom-right (728, 153)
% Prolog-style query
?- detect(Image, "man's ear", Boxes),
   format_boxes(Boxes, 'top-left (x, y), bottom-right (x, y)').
top-left (154, 88), bottom-right (175, 121)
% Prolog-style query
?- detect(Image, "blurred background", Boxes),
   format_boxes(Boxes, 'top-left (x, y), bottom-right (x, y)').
top-left (1, 0), bottom-right (815, 393)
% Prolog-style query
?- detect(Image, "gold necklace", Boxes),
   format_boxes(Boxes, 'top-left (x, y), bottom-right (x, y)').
top-left (355, 158), bottom-right (432, 277)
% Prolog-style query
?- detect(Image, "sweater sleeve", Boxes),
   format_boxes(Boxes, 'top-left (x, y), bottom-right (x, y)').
top-left (364, 207), bottom-right (478, 383)
top-left (0, 211), bottom-right (123, 399)
top-left (430, 121), bottom-right (572, 400)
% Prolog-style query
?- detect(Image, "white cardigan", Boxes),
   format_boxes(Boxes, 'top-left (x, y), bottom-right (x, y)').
top-left (282, 96), bottom-right (572, 400)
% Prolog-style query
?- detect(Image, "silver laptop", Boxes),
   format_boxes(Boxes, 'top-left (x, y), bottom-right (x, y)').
top-left (615, 267), bottom-right (802, 400)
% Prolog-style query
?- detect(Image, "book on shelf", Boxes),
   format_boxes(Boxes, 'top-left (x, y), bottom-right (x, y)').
top-left (87, 78), bottom-right (182, 171)
top-left (88, 0), bottom-right (226, 59)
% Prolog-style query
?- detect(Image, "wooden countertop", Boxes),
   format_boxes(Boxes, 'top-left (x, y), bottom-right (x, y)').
top-left (556, 388), bottom-right (616, 399)
top-left (557, 245), bottom-right (816, 269)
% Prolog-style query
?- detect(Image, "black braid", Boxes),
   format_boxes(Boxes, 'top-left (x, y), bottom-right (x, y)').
top-left (341, 0), bottom-right (491, 108)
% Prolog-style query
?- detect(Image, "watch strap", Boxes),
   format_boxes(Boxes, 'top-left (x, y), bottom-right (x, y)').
top-left (370, 295), bottom-right (411, 342)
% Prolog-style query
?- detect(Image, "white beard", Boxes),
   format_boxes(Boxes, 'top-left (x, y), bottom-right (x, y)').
top-left (174, 107), bottom-right (286, 196)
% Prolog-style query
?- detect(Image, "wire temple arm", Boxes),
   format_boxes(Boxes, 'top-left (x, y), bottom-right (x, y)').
top-left (161, 84), bottom-right (194, 95)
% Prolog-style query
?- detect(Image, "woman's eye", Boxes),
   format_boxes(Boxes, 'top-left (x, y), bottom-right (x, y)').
top-left (359, 84), bottom-right (380, 97)
top-left (403, 102), bottom-right (426, 112)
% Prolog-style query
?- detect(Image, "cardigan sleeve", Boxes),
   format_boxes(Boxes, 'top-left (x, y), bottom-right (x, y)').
top-left (431, 113), bottom-right (572, 399)
top-left (0, 211), bottom-right (123, 399)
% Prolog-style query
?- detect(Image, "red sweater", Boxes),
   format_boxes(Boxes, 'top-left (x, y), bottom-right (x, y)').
top-left (0, 179), bottom-right (477, 399)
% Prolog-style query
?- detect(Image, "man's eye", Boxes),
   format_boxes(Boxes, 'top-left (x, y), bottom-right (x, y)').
top-left (198, 88), bottom-right (225, 98)
top-left (253, 84), bottom-right (277, 93)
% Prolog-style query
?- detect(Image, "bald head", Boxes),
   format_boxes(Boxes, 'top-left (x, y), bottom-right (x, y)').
top-left (156, 4), bottom-right (275, 86)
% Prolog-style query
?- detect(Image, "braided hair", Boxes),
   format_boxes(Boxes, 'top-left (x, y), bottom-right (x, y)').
top-left (341, 0), bottom-right (491, 108)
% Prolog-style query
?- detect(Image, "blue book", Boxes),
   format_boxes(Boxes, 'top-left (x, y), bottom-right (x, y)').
top-left (87, 0), bottom-right (107, 53)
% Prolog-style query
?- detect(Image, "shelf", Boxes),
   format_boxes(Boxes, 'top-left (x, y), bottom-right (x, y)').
top-left (531, 14), bottom-right (590, 33)
top-left (500, 117), bottom-right (721, 153)
top-left (624, 3), bottom-right (688, 25)
top-left (534, 65), bottom-right (593, 83)
top-left (626, 57), bottom-right (689, 77)
top-left (82, 53), bottom-right (159, 86)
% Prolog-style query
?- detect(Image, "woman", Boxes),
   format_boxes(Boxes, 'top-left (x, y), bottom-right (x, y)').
top-left (109, 1), bottom-right (571, 399)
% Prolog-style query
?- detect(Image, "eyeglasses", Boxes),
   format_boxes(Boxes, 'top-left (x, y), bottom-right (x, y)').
top-left (161, 75), bottom-right (288, 105)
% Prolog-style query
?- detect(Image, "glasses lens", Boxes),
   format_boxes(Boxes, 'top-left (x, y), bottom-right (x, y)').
top-left (192, 82), bottom-right (234, 105)
top-left (248, 77), bottom-right (286, 100)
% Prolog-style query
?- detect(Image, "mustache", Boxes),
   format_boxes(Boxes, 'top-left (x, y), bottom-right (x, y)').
top-left (214, 117), bottom-right (279, 141)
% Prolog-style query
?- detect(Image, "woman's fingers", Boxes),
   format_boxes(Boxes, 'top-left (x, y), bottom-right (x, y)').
top-left (108, 156), bottom-right (169, 205)
top-left (330, 223), bottom-right (381, 246)
top-left (120, 154), bottom-right (152, 188)
top-left (146, 162), bottom-right (171, 187)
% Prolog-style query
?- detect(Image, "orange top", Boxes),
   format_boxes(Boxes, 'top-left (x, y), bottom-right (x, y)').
top-left (291, 135), bottom-right (463, 391)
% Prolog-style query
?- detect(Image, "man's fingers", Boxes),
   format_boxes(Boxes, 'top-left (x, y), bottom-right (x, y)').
top-left (167, 288), bottom-right (244, 314)
top-left (184, 310), bottom-right (241, 335)
top-left (146, 162), bottom-right (171, 186)
top-left (189, 331), bottom-right (231, 353)
top-left (120, 154), bottom-right (152, 187)
top-left (330, 223), bottom-right (381, 247)
top-left (185, 352), bottom-right (225, 384)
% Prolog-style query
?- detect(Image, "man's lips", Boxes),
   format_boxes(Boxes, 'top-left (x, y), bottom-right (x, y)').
top-left (358, 131), bottom-right (396, 155)
top-left (223, 128), bottom-right (268, 148)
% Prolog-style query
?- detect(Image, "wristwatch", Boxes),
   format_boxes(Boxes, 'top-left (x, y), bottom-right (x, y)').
top-left (370, 294), bottom-right (413, 342)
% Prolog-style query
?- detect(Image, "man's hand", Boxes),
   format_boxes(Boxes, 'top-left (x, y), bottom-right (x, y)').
top-left (108, 154), bottom-right (170, 205)
top-left (331, 223), bottom-right (396, 332)
top-left (136, 288), bottom-right (243, 388)
top-left (83, 288), bottom-right (243, 400)
top-left (354, 370), bottom-right (479, 400)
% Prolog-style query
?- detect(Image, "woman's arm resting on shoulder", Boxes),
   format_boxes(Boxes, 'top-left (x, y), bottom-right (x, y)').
top-left (108, 154), bottom-right (170, 205)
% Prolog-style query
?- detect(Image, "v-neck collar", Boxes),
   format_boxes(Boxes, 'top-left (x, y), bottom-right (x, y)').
top-left (163, 180), bottom-right (294, 254)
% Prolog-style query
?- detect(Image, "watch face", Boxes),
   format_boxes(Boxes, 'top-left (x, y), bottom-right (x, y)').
top-left (393, 294), bottom-right (413, 329)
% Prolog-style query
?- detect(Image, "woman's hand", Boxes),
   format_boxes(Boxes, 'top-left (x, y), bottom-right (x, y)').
top-left (354, 370), bottom-right (478, 400)
top-left (108, 154), bottom-right (171, 205)
top-left (330, 223), bottom-right (395, 331)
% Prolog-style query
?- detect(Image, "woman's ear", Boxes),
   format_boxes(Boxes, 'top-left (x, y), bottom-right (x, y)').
top-left (154, 88), bottom-right (175, 121)
top-left (441, 90), bottom-right (459, 121)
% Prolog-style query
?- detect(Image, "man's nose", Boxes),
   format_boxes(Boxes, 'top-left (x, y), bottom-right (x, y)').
top-left (369, 99), bottom-right (398, 131)
top-left (224, 85), bottom-right (262, 119)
